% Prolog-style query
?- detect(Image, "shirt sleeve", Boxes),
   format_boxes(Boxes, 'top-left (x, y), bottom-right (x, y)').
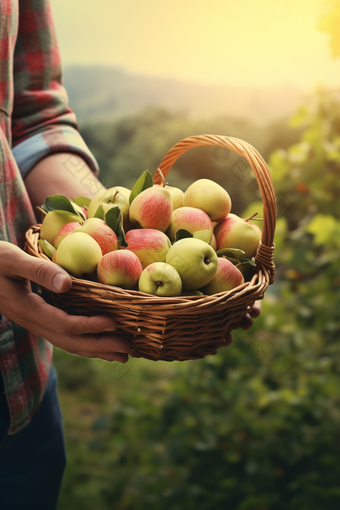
top-left (11, 0), bottom-right (99, 179)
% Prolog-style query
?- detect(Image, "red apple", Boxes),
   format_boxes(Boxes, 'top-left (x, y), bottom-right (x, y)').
top-left (73, 218), bottom-right (118, 255)
top-left (54, 222), bottom-right (82, 248)
top-left (201, 257), bottom-right (244, 294)
top-left (214, 213), bottom-right (262, 259)
top-left (210, 234), bottom-right (217, 251)
top-left (129, 187), bottom-right (172, 232)
top-left (124, 229), bottom-right (171, 268)
top-left (166, 207), bottom-right (213, 243)
top-left (97, 250), bottom-right (143, 289)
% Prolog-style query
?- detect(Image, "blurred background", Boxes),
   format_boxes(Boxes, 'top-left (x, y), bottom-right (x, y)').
top-left (49, 0), bottom-right (340, 508)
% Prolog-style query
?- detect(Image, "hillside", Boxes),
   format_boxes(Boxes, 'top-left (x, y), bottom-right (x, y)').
top-left (63, 65), bottom-right (303, 125)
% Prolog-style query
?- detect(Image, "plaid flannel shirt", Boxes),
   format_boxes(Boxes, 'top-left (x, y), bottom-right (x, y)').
top-left (0, 0), bottom-right (99, 434)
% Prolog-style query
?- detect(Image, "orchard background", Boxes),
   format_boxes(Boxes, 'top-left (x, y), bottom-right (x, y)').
top-left (52, 2), bottom-right (340, 509)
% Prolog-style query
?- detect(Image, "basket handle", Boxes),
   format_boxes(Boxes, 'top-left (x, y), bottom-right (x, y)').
top-left (154, 134), bottom-right (276, 282)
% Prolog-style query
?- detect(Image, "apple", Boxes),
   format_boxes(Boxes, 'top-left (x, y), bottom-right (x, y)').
top-left (214, 213), bottom-right (262, 259)
top-left (165, 185), bottom-right (184, 210)
top-left (166, 237), bottom-right (218, 290)
top-left (54, 222), bottom-right (82, 248)
top-left (129, 187), bottom-right (172, 232)
top-left (40, 210), bottom-right (83, 245)
top-left (155, 184), bottom-right (184, 210)
top-left (87, 187), bottom-right (131, 232)
top-left (114, 186), bottom-right (131, 201)
top-left (184, 179), bottom-right (231, 222)
top-left (55, 232), bottom-right (102, 277)
top-left (181, 290), bottom-right (204, 296)
top-left (73, 218), bottom-right (118, 255)
top-left (166, 207), bottom-right (213, 243)
top-left (210, 234), bottom-right (217, 251)
top-left (201, 257), bottom-right (244, 295)
top-left (124, 229), bottom-right (171, 268)
top-left (97, 250), bottom-right (142, 289)
top-left (138, 262), bottom-right (182, 296)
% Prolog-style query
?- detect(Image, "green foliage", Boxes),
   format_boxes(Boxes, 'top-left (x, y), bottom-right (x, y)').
top-left (104, 207), bottom-right (127, 247)
top-left (79, 108), bottom-right (301, 216)
top-left (42, 195), bottom-right (85, 219)
top-left (318, 0), bottom-right (340, 58)
top-left (56, 90), bottom-right (340, 509)
top-left (129, 170), bottom-right (153, 204)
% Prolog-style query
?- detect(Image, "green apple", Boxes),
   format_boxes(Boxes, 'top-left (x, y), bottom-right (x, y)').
top-left (165, 185), bottom-right (184, 210)
top-left (166, 238), bottom-right (218, 290)
top-left (54, 222), bottom-right (82, 248)
top-left (181, 290), bottom-right (204, 296)
top-left (87, 187), bottom-right (131, 231)
top-left (55, 232), bottom-right (102, 277)
top-left (138, 262), bottom-right (182, 296)
top-left (184, 179), bottom-right (231, 222)
top-left (40, 210), bottom-right (82, 245)
top-left (201, 257), bottom-right (244, 295)
top-left (214, 213), bottom-right (262, 259)
top-left (129, 187), bottom-right (173, 232)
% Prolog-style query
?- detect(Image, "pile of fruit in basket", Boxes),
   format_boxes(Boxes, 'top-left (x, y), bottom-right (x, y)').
top-left (38, 170), bottom-right (262, 297)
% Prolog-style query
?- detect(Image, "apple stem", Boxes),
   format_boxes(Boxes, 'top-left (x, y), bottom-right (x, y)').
top-left (204, 257), bottom-right (211, 265)
top-left (111, 191), bottom-right (119, 202)
top-left (156, 281), bottom-right (164, 287)
top-left (243, 212), bottom-right (259, 223)
top-left (36, 206), bottom-right (47, 216)
top-left (154, 168), bottom-right (166, 186)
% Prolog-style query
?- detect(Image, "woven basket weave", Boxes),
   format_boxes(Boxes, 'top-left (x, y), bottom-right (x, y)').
top-left (25, 135), bottom-right (276, 362)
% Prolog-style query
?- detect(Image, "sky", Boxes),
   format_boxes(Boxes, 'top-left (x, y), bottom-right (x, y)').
top-left (50, 0), bottom-right (339, 90)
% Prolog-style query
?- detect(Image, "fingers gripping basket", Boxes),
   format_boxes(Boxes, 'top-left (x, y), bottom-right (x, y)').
top-left (25, 135), bottom-right (276, 362)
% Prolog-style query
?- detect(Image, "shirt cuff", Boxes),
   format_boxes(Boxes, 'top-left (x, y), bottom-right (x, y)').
top-left (12, 126), bottom-right (99, 179)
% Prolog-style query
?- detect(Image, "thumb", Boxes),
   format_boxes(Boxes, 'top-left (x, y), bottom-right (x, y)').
top-left (23, 254), bottom-right (72, 294)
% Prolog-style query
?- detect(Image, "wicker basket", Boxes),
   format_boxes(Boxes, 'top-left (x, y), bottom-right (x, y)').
top-left (25, 135), bottom-right (276, 362)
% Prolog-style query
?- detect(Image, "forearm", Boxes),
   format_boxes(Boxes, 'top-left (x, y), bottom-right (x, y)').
top-left (24, 153), bottom-right (105, 217)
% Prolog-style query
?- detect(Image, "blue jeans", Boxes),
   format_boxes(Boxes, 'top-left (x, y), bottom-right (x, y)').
top-left (0, 365), bottom-right (66, 510)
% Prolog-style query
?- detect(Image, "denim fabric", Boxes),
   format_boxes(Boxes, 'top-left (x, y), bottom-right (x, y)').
top-left (0, 365), bottom-right (66, 510)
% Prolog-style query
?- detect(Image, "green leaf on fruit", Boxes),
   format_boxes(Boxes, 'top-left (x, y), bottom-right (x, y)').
top-left (38, 239), bottom-right (56, 259)
top-left (224, 257), bottom-right (239, 265)
top-left (105, 207), bottom-right (128, 248)
top-left (175, 229), bottom-right (193, 242)
top-left (216, 248), bottom-right (246, 259)
top-left (72, 196), bottom-right (91, 208)
top-left (41, 195), bottom-right (84, 219)
top-left (238, 258), bottom-right (256, 267)
top-left (93, 205), bottom-right (105, 219)
top-left (129, 170), bottom-right (154, 204)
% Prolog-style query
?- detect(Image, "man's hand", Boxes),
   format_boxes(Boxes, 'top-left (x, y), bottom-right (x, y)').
top-left (0, 242), bottom-right (130, 363)
top-left (224, 301), bottom-right (262, 346)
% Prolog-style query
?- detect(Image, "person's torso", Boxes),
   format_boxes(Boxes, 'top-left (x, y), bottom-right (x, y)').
top-left (0, 0), bottom-right (35, 247)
